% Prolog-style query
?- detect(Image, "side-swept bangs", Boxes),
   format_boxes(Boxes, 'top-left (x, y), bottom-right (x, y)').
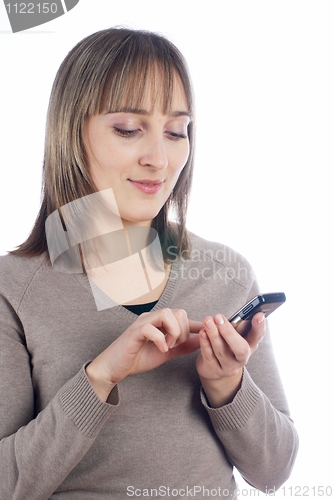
top-left (96, 32), bottom-right (194, 117)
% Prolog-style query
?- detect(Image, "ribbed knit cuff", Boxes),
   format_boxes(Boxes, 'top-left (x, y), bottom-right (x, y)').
top-left (201, 368), bottom-right (261, 431)
top-left (60, 366), bottom-right (119, 438)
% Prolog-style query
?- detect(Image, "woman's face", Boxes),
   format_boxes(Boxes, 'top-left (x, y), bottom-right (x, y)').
top-left (85, 76), bottom-right (190, 227)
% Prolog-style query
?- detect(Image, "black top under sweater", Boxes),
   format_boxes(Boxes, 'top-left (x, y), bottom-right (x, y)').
top-left (122, 301), bottom-right (158, 315)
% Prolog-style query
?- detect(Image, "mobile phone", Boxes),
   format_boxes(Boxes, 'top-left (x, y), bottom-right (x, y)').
top-left (228, 292), bottom-right (286, 336)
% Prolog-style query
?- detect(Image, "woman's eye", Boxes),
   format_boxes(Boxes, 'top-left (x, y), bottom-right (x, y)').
top-left (113, 127), bottom-right (188, 140)
top-left (167, 131), bottom-right (188, 140)
top-left (114, 127), bottom-right (139, 138)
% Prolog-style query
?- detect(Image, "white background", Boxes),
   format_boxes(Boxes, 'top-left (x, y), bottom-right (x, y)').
top-left (1, 1), bottom-right (333, 497)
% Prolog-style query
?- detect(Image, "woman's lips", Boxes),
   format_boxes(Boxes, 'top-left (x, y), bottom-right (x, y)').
top-left (128, 179), bottom-right (164, 194)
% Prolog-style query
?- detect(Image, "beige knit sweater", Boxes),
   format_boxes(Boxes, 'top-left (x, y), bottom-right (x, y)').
top-left (0, 232), bottom-right (298, 499)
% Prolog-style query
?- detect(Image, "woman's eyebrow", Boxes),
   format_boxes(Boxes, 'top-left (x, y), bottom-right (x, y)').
top-left (107, 108), bottom-right (191, 118)
top-left (170, 111), bottom-right (191, 118)
top-left (111, 108), bottom-right (149, 115)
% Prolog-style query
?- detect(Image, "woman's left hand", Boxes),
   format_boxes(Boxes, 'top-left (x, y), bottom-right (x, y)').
top-left (196, 312), bottom-right (266, 408)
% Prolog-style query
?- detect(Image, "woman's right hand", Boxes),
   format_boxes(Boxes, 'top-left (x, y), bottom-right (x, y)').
top-left (86, 308), bottom-right (202, 402)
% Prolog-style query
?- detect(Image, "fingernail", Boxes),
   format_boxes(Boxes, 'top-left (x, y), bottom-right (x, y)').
top-left (215, 314), bottom-right (224, 325)
top-left (205, 318), bottom-right (215, 330)
top-left (169, 340), bottom-right (176, 349)
top-left (163, 342), bottom-right (169, 352)
top-left (257, 314), bottom-right (265, 323)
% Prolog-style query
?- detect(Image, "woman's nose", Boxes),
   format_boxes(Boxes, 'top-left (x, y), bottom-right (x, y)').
top-left (139, 134), bottom-right (168, 170)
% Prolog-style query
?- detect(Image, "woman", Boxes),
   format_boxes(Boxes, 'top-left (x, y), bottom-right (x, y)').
top-left (0, 27), bottom-right (298, 499)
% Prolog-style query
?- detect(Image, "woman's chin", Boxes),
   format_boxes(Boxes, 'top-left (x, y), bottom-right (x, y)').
top-left (120, 213), bottom-right (156, 227)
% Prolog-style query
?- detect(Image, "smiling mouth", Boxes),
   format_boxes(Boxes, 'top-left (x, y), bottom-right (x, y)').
top-left (128, 179), bottom-right (164, 194)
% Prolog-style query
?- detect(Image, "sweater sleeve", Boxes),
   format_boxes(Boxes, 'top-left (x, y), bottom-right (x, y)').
top-left (200, 327), bottom-right (299, 493)
top-left (0, 291), bottom-right (119, 500)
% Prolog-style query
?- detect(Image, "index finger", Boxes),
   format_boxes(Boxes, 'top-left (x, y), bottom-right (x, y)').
top-left (188, 320), bottom-right (204, 333)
